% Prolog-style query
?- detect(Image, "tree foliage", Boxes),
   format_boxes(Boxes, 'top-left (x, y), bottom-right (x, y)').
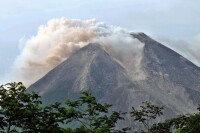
top-left (0, 82), bottom-right (128, 133)
top-left (64, 91), bottom-right (129, 133)
top-left (0, 82), bottom-right (43, 132)
top-left (148, 106), bottom-right (200, 133)
top-left (130, 101), bottom-right (164, 133)
top-left (0, 82), bottom-right (200, 133)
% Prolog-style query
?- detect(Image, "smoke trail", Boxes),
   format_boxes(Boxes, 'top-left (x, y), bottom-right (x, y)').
top-left (11, 18), bottom-right (145, 86)
top-left (93, 34), bottom-right (146, 80)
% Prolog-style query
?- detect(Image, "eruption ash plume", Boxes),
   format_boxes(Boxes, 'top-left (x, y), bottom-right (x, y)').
top-left (11, 18), bottom-right (145, 86)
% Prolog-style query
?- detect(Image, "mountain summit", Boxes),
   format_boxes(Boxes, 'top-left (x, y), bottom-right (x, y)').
top-left (132, 33), bottom-right (200, 106)
top-left (28, 43), bottom-right (139, 106)
top-left (28, 33), bottom-right (200, 127)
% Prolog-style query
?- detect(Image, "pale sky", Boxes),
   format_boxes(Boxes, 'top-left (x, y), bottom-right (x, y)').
top-left (0, 0), bottom-right (200, 83)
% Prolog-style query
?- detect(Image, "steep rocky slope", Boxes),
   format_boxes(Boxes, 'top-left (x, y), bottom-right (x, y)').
top-left (132, 33), bottom-right (200, 116)
top-left (28, 33), bottom-right (200, 128)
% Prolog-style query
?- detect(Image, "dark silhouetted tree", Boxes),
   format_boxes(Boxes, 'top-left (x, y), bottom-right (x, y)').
top-left (130, 101), bottom-right (164, 133)
top-left (0, 83), bottom-right (129, 133)
top-left (63, 91), bottom-right (130, 133)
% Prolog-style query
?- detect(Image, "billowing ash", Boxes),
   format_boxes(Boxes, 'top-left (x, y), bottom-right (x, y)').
top-left (10, 18), bottom-right (145, 86)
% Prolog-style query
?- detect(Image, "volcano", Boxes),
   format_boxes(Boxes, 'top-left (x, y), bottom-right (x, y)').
top-left (28, 33), bottom-right (200, 128)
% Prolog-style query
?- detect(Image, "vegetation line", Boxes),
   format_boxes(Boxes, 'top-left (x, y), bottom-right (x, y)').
top-left (0, 82), bottom-right (199, 133)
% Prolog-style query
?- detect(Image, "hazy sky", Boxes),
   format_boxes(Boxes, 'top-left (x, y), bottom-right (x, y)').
top-left (0, 0), bottom-right (200, 83)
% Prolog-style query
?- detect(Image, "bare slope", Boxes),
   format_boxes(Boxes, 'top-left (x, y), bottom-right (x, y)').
top-left (28, 33), bottom-right (200, 128)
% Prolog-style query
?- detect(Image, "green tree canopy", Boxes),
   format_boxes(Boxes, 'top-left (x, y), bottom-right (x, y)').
top-left (0, 82), bottom-right (129, 133)
top-left (1, 82), bottom-right (200, 133)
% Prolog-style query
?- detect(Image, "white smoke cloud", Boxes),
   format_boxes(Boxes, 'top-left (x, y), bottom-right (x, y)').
top-left (93, 34), bottom-right (146, 80)
top-left (10, 18), bottom-right (145, 86)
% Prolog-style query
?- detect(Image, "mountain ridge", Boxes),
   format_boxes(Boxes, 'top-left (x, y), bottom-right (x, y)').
top-left (28, 33), bottom-right (200, 128)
